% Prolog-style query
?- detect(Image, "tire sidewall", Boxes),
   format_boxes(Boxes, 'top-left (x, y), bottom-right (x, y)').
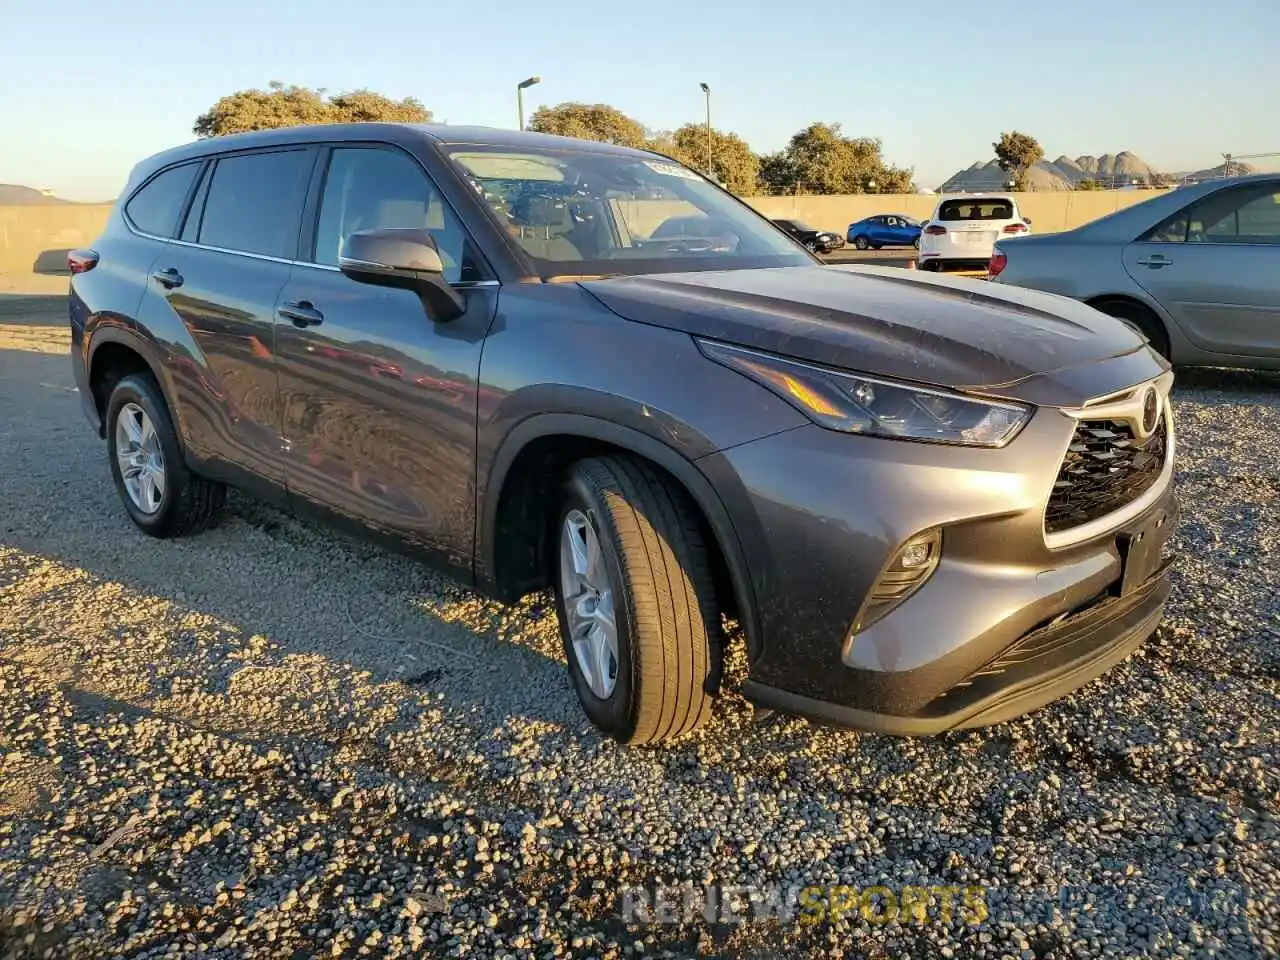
top-left (105, 374), bottom-right (184, 535)
top-left (853, 236), bottom-right (869, 250)
top-left (552, 474), bottom-right (638, 738)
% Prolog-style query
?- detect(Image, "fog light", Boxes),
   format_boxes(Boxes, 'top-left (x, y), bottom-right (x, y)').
top-left (853, 529), bottom-right (942, 633)
top-left (899, 537), bottom-right (933, 569)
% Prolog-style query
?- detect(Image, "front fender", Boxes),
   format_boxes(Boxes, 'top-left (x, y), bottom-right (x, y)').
top-left (478, 411), bottom-right (763, 656)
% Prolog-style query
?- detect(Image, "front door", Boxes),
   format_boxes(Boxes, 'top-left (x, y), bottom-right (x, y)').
top-left (1123, 181), bottom-right (1280, 357)
top-left (273, 144), bottom-right (497, 572)
top-left (138, 147), bottom-right (315, 493)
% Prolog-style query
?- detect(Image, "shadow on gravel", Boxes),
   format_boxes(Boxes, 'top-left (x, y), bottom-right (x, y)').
top-left (0, 293), bottom-right (68, 327)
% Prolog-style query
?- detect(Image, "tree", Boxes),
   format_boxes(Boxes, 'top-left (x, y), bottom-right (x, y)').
top-left (993, 131), bottom-right (1044, 191)
top-left (1076, 178), bottom-right (1103, 191)
top-left (528, 102), bottom-right (648, 149)
top-left (658, 124), bottom-right (761, 195)
top-left (757, 123), bottom-right (913, 195)
top-left (193, 81), bottom-right (430, 138)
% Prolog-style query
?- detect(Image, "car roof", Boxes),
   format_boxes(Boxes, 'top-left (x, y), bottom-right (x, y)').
top-left (935, 193), bottom-right (1016, 202)
top-left (130, 123), bottom-right (661, 182)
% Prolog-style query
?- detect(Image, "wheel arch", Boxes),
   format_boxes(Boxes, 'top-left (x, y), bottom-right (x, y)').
top-left (1085, 293), bottom-right (1174, 358)
top-left (86, 329), bottom-right (174, 440)
top-left (479, 413), bottom-right (760, 655)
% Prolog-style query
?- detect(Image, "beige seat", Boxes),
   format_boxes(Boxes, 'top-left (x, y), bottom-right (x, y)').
top-left (510, 194), bottom-right (582, 262)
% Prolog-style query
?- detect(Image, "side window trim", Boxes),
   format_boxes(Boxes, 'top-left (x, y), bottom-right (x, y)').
top-left (177, 160), bottom-right (213, 243)
top-left (302, 141), bottom-right (495, 283)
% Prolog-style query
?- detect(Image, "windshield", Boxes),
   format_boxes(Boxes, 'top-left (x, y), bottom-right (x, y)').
top-left (445, 145), bottom-right (812, 278)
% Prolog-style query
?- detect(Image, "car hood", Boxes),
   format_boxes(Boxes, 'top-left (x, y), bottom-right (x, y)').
top-left (579, 264), bottom-right (1156, 403)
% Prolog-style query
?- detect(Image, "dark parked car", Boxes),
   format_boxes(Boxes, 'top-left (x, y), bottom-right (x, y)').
top-left (846, 214), bottom-right (922, 250)
top-left (70, 124), bottom-right (1177, 744)
top-left (771, 218), bottom-right (845, 253)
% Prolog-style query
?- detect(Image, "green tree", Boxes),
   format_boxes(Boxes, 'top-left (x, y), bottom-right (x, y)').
top-left (757, 123), bottom-right (912, 195)
top-left (193, 81), bottom-right (429, 138)
top-left (528, 102), bottom-right (648, 149)
top-left (993, 131), bottom-right (1044, 191)
top-left (1076, 177), bottom-right (1103, 191)
top-left (657, 124), bottom-right (761, 194)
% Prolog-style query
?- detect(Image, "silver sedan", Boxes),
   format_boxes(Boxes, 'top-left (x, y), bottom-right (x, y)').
top-left (989, 174), bottom-right (1280, 365)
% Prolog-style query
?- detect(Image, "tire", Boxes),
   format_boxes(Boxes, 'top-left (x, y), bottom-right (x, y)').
top-left (912, 237), bottom-right (920, 250)
top-left (1093, 300), bottom-right (1171, 360)
top-left (105, 373), bottom-right (226, 538)
top-left (553, 455), bottom-right (718, 745)
top-left (852, 236), bottom-right (870, 251)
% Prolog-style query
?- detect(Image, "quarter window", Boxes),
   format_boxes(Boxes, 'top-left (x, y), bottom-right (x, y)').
top-left (314, 147), bottom-right (475, 283)
top-left (125, 163), bottom-right (199, 238)
top-left (197, 150), bottom-right (313, 258)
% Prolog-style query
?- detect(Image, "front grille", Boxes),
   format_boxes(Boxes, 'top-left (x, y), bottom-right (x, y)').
top-left (1045, 415), bottom-right (1167, 534)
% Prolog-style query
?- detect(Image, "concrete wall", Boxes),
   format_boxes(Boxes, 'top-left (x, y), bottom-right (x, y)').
top-left (0, 205), bottom-right (113, 273)
top-left (0, 189), bottom-right (1170, 272)
top-left (745, 189), bottom-right (1172, 236)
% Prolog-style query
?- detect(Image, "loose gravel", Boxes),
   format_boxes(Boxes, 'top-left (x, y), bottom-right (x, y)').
top-left (0, 303), bottom-right (1277, 959)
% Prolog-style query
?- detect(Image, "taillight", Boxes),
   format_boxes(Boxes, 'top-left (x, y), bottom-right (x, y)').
top-left (924, 224), bottom-right (947, 236)
top-left (988, 250), bottom-right (1007, 278)
top-left (1002, 223), bottom-right (1028, 234)
top-left (68, 249), bottom-right (99, 274)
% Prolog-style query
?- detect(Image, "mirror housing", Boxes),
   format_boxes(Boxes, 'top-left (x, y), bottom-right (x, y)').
top-left (338, 228), bottom-right (466, 321)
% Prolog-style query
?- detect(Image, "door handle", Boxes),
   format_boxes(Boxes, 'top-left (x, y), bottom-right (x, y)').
top-left (152, 267), bottom-right (184, 289)
top-left (277, 301), bottom-right (324, 328)
top-left (1136, 255), bottom-right (1172, 268)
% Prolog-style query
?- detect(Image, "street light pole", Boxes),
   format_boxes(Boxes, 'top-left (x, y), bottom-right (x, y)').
top-left (517, 76), bottom-right (541, 131)
top-left (699, 82), bottom-right (712, 177)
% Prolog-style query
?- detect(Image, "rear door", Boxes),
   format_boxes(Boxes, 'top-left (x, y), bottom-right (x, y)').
top-left (1122, 181), bottom-right (1280, 357)
top-left (140, 147), bottom-right (315, 493)
top-left (273, 143), bottom-right (497, 571)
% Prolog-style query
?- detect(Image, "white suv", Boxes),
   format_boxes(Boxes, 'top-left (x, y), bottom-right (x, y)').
top-left (917, 194), bottom-right (1030, 272)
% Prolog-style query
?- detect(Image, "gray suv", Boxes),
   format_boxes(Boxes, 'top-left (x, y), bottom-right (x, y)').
top-left (68, 123), bottom-right (1177, 744)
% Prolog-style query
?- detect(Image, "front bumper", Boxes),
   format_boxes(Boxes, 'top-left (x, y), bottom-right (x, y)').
top-left (743, 555), bottom-right (1170, 735)
top-left (697, 393), bottom-right (1177, 734)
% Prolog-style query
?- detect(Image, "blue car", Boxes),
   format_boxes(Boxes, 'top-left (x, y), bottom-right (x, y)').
top-left (846, 214), bottom-right (922, 251)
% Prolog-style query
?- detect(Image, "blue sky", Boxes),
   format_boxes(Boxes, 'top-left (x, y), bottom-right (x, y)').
top-left (1, 0), bottom-right (1272, 200)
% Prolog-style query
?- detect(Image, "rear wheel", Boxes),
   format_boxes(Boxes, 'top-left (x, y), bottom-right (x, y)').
top-left (852, 236), bottom-right (870, 251)
top-left (106, 373), bottom-right (225, 537)
top-left (912, 237), bottom-right (920, 250)
top-left (553, 456), bottom-right (718, 745)
top-left (1093, 300), bottom-right (1171, 360)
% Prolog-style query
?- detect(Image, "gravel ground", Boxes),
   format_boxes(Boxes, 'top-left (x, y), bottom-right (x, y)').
top-left (0, 296), bottom-right (1277, 959)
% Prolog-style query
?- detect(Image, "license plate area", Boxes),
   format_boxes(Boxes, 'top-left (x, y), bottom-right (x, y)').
top-left (1117, 508), bottom-right (1173, 596)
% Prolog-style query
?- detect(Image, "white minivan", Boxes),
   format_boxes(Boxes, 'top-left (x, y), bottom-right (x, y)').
top-left (917, 194), bottom-right (1030, 272)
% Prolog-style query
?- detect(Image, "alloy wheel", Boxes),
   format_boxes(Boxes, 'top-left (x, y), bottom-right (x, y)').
top-left (115, 402), bottom-right (166, 514)
top-left (560, 509), bottom-right (619, 699)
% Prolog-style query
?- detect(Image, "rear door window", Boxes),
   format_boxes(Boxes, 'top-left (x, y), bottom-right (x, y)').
top-left (198, 150), bottom-right (313, 258)
top-left (938, 199), bottom-right (1015, 221)
top-left (125, 162), bottom-right (200, 238)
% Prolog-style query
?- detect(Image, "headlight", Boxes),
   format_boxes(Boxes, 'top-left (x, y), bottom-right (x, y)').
top-left (697, 340), bottom-right (1031, 447)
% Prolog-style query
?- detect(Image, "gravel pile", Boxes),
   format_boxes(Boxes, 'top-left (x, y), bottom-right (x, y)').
top-left (0, 320), bottom-right (1276, 959)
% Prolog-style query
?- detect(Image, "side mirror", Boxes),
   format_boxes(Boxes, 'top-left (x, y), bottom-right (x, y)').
top-left (338, 228), bottom-right (466, 322)
top-left (1022, 217), bottom-right (1032, 226)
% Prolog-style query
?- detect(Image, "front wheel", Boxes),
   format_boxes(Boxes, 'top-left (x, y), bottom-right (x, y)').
top-left (852, 236), bottom-right (870, 251)
top-left (553, 456), bottom-right (719, 745)
top-left (106, 373), bottom-right (225, 537)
